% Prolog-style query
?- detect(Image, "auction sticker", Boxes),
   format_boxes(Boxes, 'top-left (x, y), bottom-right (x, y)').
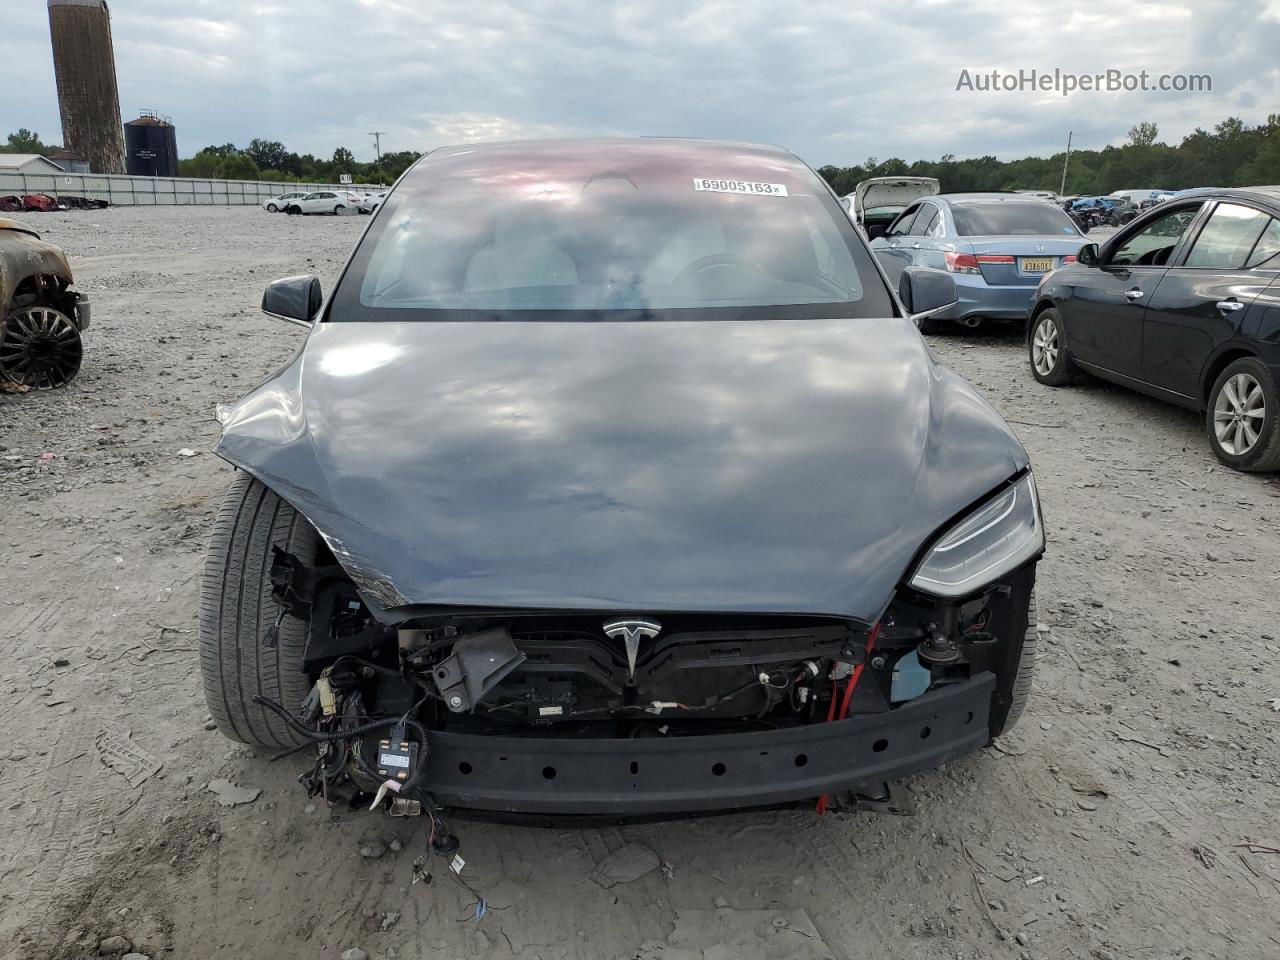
top-left (693, 178), bottom-right (788, 197)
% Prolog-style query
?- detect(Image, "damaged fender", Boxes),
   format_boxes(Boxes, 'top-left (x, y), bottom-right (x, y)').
top-left (0, 218), bottom-right (76, 314)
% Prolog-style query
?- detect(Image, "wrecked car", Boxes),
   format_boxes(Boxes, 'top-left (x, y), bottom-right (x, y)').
top-left (0, 218), bottom-right (89, 389)
top-left (61, 195), bottom-right (109, 210)
top-left (21, 194), bottom-right (68, 213)
top-left (201, 139), bottom-right (1043, 835)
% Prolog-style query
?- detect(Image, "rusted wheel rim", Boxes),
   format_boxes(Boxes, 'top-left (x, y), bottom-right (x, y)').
top-left (0, 306), bottom-right (83, 389)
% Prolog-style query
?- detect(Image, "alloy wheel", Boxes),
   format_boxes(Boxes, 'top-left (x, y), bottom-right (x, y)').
top-left (1213, 372), bottom-right (1265, 455)
top-left (0, 306), bottom-right (83, 389)
top-left (1032, 316), bottom-right (1059, 376)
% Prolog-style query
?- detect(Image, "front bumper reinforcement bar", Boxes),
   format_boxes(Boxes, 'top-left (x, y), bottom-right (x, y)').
top-left (420, 673), bottom-right (994, 815)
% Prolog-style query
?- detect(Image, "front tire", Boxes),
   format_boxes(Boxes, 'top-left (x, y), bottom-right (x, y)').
top-left (266, 203), bottom-right (278, 213)
top-left (199, 473), bottom-right (318, 747)
top-left (1028, 308), bottom-right (1080, 386)
top-left (1206, 357), bottom-right (1280, 472)
top-left (0, 305), bottom-right (83, 389)
top-left (991, 589), bottom-right (1038, 738)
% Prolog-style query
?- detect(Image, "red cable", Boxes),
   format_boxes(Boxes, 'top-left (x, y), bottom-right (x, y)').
top-left (816, 622), bottom-right (881, 815)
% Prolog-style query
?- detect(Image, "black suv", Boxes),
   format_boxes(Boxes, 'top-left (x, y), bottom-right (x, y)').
top-left (1027, 187), bottom-right (1280, 471)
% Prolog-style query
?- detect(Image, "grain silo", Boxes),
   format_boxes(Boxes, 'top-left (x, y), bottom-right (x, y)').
top-left (47, 0), bottom-right (126, 175)
top-left (125, 112), bottom-right (179, 177)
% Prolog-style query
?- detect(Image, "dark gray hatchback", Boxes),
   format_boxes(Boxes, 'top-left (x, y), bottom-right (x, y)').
top-left (201, 138), bottom-right (1044, 823)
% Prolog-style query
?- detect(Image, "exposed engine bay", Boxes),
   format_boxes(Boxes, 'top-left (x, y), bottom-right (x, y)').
top-left (259, 544), bottom-right (1032, 834)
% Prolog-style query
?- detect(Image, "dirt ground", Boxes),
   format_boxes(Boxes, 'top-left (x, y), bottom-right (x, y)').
top-left (1, 207), bottom-right (1277, 960)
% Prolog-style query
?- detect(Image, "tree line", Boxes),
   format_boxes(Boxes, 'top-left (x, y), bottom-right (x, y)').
top-left (0, 129), bottom-right (421, 185)
top-left (817, 116), bottom-right (1280, 197)
top-left (6, 114), bottom-right (1278, 194)
top-left (178, 139), bottom-right (422, 185)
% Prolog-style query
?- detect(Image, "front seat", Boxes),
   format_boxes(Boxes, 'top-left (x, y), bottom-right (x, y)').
top-left (465, 213), bottom-right (578, 291)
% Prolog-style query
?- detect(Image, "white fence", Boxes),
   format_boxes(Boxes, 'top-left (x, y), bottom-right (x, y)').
top-left (0, 171), bottom-right (385, 206)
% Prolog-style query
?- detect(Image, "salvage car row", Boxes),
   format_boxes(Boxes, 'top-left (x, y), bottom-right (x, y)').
top-left (0, 193), bottom-right (109, 212)
top-left (261, 189), bottom-right (386, 215)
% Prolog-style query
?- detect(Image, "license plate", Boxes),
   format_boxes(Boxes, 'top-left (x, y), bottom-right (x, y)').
top-left (1021, 257), bottom-right (1054, 274)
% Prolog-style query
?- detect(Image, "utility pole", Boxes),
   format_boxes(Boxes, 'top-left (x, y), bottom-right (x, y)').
top-left (1059, 131), bottom-right (1073, 195)
top-left (369, 131), bottom-right (385, 164)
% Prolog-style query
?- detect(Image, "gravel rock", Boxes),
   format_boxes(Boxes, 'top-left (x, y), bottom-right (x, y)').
top-left (206, 779), bottom-right (261, 807)
top-left (98, 936), bottom-right (132, 955)
top-left (360, 841), bottom-right (388, 859)
top-left (340, 949), bottom-right (369, 960)
top-left (590, 842), bottom-right (661, 887)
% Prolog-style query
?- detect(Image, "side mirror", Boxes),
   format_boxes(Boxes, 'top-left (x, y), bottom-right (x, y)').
top-left (1076, 243), bottom-right (1100, 266)
top-left (262, 275), bottom-right (322, 327)
top-left (899, 266), bottom-right (958, 320)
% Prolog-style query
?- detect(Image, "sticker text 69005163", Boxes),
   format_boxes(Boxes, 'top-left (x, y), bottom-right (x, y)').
top-left (693, 178), bottom-right (789, 197)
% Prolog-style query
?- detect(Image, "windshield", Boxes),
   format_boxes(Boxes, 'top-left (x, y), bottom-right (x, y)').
top-left (951, 202), bottom-right (1081, 237)
top-left (333, 140), bottom-right (894, 321)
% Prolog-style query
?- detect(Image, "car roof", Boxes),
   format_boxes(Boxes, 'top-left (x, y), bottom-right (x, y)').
top-left (934, 193), bottom-right (1047, 205)
top-left (1168, 186), bottom-right (1280, 212)
top-left (408, 137), bottom-right (800, 183)
top-left (427, 136), bottom-right (790, 157)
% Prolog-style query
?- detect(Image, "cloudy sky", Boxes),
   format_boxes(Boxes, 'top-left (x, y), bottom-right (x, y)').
top-left (5, 0), bottom-right (1279, 168)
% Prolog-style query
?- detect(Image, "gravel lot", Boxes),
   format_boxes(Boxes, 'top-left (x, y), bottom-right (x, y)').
top-left (1, 207), bottom-right (1278, 960)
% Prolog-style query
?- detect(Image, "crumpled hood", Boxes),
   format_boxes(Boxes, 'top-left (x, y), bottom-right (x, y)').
top-left (217, 319), bottom-right (1028, 622)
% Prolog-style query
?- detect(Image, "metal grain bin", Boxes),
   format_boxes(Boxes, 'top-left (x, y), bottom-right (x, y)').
top-left (125, 112), bottom-right (179, 177)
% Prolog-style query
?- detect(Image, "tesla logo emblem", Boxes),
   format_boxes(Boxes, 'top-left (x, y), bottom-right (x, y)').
top-left (603, 618), bottom-right (662, 680)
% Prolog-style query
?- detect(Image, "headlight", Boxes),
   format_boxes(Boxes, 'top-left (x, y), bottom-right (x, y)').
top-left (909, 473), bottom-right (1044, 597)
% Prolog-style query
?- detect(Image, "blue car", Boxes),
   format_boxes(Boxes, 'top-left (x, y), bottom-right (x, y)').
top-left (871, 193), bottom-right (1086, 331)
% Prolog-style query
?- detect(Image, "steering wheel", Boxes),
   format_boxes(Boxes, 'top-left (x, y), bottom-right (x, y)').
top-left (672, 252), bottom-right (761, 285)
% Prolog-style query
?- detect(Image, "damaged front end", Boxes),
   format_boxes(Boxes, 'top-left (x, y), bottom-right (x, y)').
top-left (260, 539), bottom-right (1035, 820)
top-left (0, 218), bottom-right (89, 390)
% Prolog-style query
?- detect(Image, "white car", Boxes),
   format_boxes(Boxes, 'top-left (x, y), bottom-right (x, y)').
top-left (262, 192), bottom-right (307, 213)
top-left (842, 177), bottom-right (940, 240)
top-left (359, 191), bottom-right (388, 214)
top-left (283, 191), bottom-right (364, 215)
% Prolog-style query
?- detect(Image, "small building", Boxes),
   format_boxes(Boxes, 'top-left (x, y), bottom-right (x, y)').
top-left (0, 154), bottom-right (67, 176)
top-left (47, 148), bottom-right (89, 173)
